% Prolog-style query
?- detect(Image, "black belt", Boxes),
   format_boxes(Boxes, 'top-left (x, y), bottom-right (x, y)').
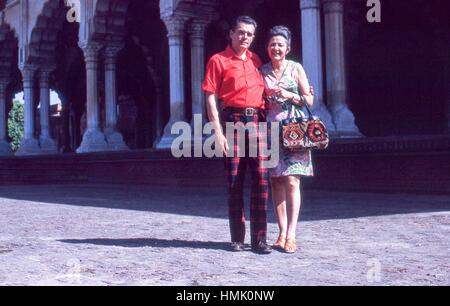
top-left (224, 107), bottom-right (263, 116)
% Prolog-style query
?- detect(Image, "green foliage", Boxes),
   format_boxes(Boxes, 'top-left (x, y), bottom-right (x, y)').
top-left (8, 100), bottom-right (24, 152)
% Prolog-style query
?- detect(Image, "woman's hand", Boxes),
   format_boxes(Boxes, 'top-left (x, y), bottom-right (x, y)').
top-left (265, 87), bottom-right (279, 98)
top-left (271, 87), bottom-right (294, 100)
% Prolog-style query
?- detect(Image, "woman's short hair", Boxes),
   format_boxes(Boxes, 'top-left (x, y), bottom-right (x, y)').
top-left (232, 16), bottom-right (258, 31)
top-left (267, 25), bottom-right (292, 48)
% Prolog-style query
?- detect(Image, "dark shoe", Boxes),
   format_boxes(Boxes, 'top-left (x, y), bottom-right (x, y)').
top-left (230, 242), bottom-right (245, 252)
top-left (251, 241), bottom-right (272, 254)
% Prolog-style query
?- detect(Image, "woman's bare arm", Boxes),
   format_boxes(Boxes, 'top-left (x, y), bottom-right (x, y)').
top-left (294, 63), bottom-right (314, 107)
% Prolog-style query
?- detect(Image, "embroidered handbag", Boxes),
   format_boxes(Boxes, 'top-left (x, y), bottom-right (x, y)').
top-left (281, 104), bottom-right (329, 151)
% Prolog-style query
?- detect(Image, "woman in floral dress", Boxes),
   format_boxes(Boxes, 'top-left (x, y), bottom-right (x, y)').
top-left (260, 25), bottom-right (314, 253)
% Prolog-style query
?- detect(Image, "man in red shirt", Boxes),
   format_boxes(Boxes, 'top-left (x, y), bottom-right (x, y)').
top-left (202, 16), bottom-right (271, 254)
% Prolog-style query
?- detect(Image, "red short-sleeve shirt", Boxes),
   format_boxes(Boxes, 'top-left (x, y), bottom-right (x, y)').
top-left (202, 46), bottom-right (265, 109)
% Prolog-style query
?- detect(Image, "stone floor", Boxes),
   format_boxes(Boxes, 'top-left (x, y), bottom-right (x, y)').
top-left (0, 184), bottom-right (448, 286)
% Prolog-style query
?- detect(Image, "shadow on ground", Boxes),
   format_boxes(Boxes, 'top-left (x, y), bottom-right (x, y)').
top-left (59, 238), bottom-right (232, 251)
top-left (0, 184), bottom-right (448, 222)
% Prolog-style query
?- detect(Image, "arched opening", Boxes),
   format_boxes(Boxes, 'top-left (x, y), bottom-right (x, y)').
top-left (7, 91), bottom-right (24, 152)
top-left (0, 22), bottom-right (20, 155)
top-left (8, 90), bottom-right (64, 151)
top-left (53, 13), bottom-right (83, 152)
top-left (116, 0), bottom-right (167, 149)
top-left (27, 0), bottom-right (82, 152)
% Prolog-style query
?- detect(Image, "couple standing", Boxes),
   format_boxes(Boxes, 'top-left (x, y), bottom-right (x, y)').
top-left (202, 16), bottom-right (314, 254)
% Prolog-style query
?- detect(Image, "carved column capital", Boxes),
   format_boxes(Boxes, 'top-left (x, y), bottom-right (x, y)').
top-left (300, 0), bottom-right (320, 10)
top-left (39, 70), bottom-right (51, 80)
top-left (21, 65), bottom-right (37, 84)
top-left (189, 20), bottom-right (209, 49)
top-left (39, 66), bottom-right (55, 84)
top-left (80, 42), bottom-right (103, 61)
top-left (163, 16), bottom-right (187, 46)
top-left (322, 0), bottom-right (344, 14)
top-left (104, 43), bottom-right (123, 67)
top-left (80, 42), bottom-right (102, 73)
top-left (189, 20), bottom-right (209, 38)
top-left (104, 43), bottom-right (123, 59)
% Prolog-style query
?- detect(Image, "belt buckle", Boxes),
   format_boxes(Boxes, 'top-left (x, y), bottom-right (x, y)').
top-left (245, 108), bottom-right (255, 116)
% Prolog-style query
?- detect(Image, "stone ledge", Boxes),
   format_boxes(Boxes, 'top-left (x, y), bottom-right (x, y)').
top-left (0, 136), bottom-right (449, 194)
top-left (322, 135), bottom-right (450, 154)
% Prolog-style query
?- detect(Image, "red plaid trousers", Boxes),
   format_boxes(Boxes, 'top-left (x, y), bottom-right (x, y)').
top-left (222, 110), bottom-right (269, 246)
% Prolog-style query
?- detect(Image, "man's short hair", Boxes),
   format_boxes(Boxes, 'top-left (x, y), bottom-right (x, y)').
top-left (232, 16), bottom-right (257, 31)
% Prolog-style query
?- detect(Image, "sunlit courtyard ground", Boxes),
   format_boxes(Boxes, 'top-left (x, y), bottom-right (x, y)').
top-left (0, 184), bottom-right (448, 285)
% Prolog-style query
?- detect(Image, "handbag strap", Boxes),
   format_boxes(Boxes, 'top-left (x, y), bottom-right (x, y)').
top-left (288, 100), bottom-right (314, 120)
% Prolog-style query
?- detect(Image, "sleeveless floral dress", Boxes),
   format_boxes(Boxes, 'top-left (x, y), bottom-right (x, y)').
top-left (260, 60), bottom-right (314, 178)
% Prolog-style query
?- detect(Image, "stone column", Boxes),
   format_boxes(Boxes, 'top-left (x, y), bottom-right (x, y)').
top-left (144, 56), bottom-right (164, 147)
top-left (323, 0), bottom-right (362, 137)
top-left (104, 43), bottom-right (129, 151)
top-left (156, 16), bottom-right (188, 149)
top-left (0, 80), bottom-right (13, 156)
top-left (77, 42), bottom-right (108, 153)
top-left (189, 20), bottom-right (208, 123)
top-left (189, 20), bottom-right (208, 154)
top-left (300, 0), bottom-right (336, 133)
top-left (39, 68), bottom-right (58, 153)
top-left (16, 66), bottom-right (40, 155)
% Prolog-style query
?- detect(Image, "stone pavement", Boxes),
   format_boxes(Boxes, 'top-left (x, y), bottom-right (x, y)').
top-left (0, 184), bottom-right (448, 286)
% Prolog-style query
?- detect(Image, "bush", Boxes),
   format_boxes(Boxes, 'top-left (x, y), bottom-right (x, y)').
top-left (8, 100), bottom-right (24, 151)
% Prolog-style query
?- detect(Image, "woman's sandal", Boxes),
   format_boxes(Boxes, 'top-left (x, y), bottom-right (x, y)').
top-left (273, 235), bottom-right (286, 250)
top-left (283, 238), bottom-right (297, 253)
